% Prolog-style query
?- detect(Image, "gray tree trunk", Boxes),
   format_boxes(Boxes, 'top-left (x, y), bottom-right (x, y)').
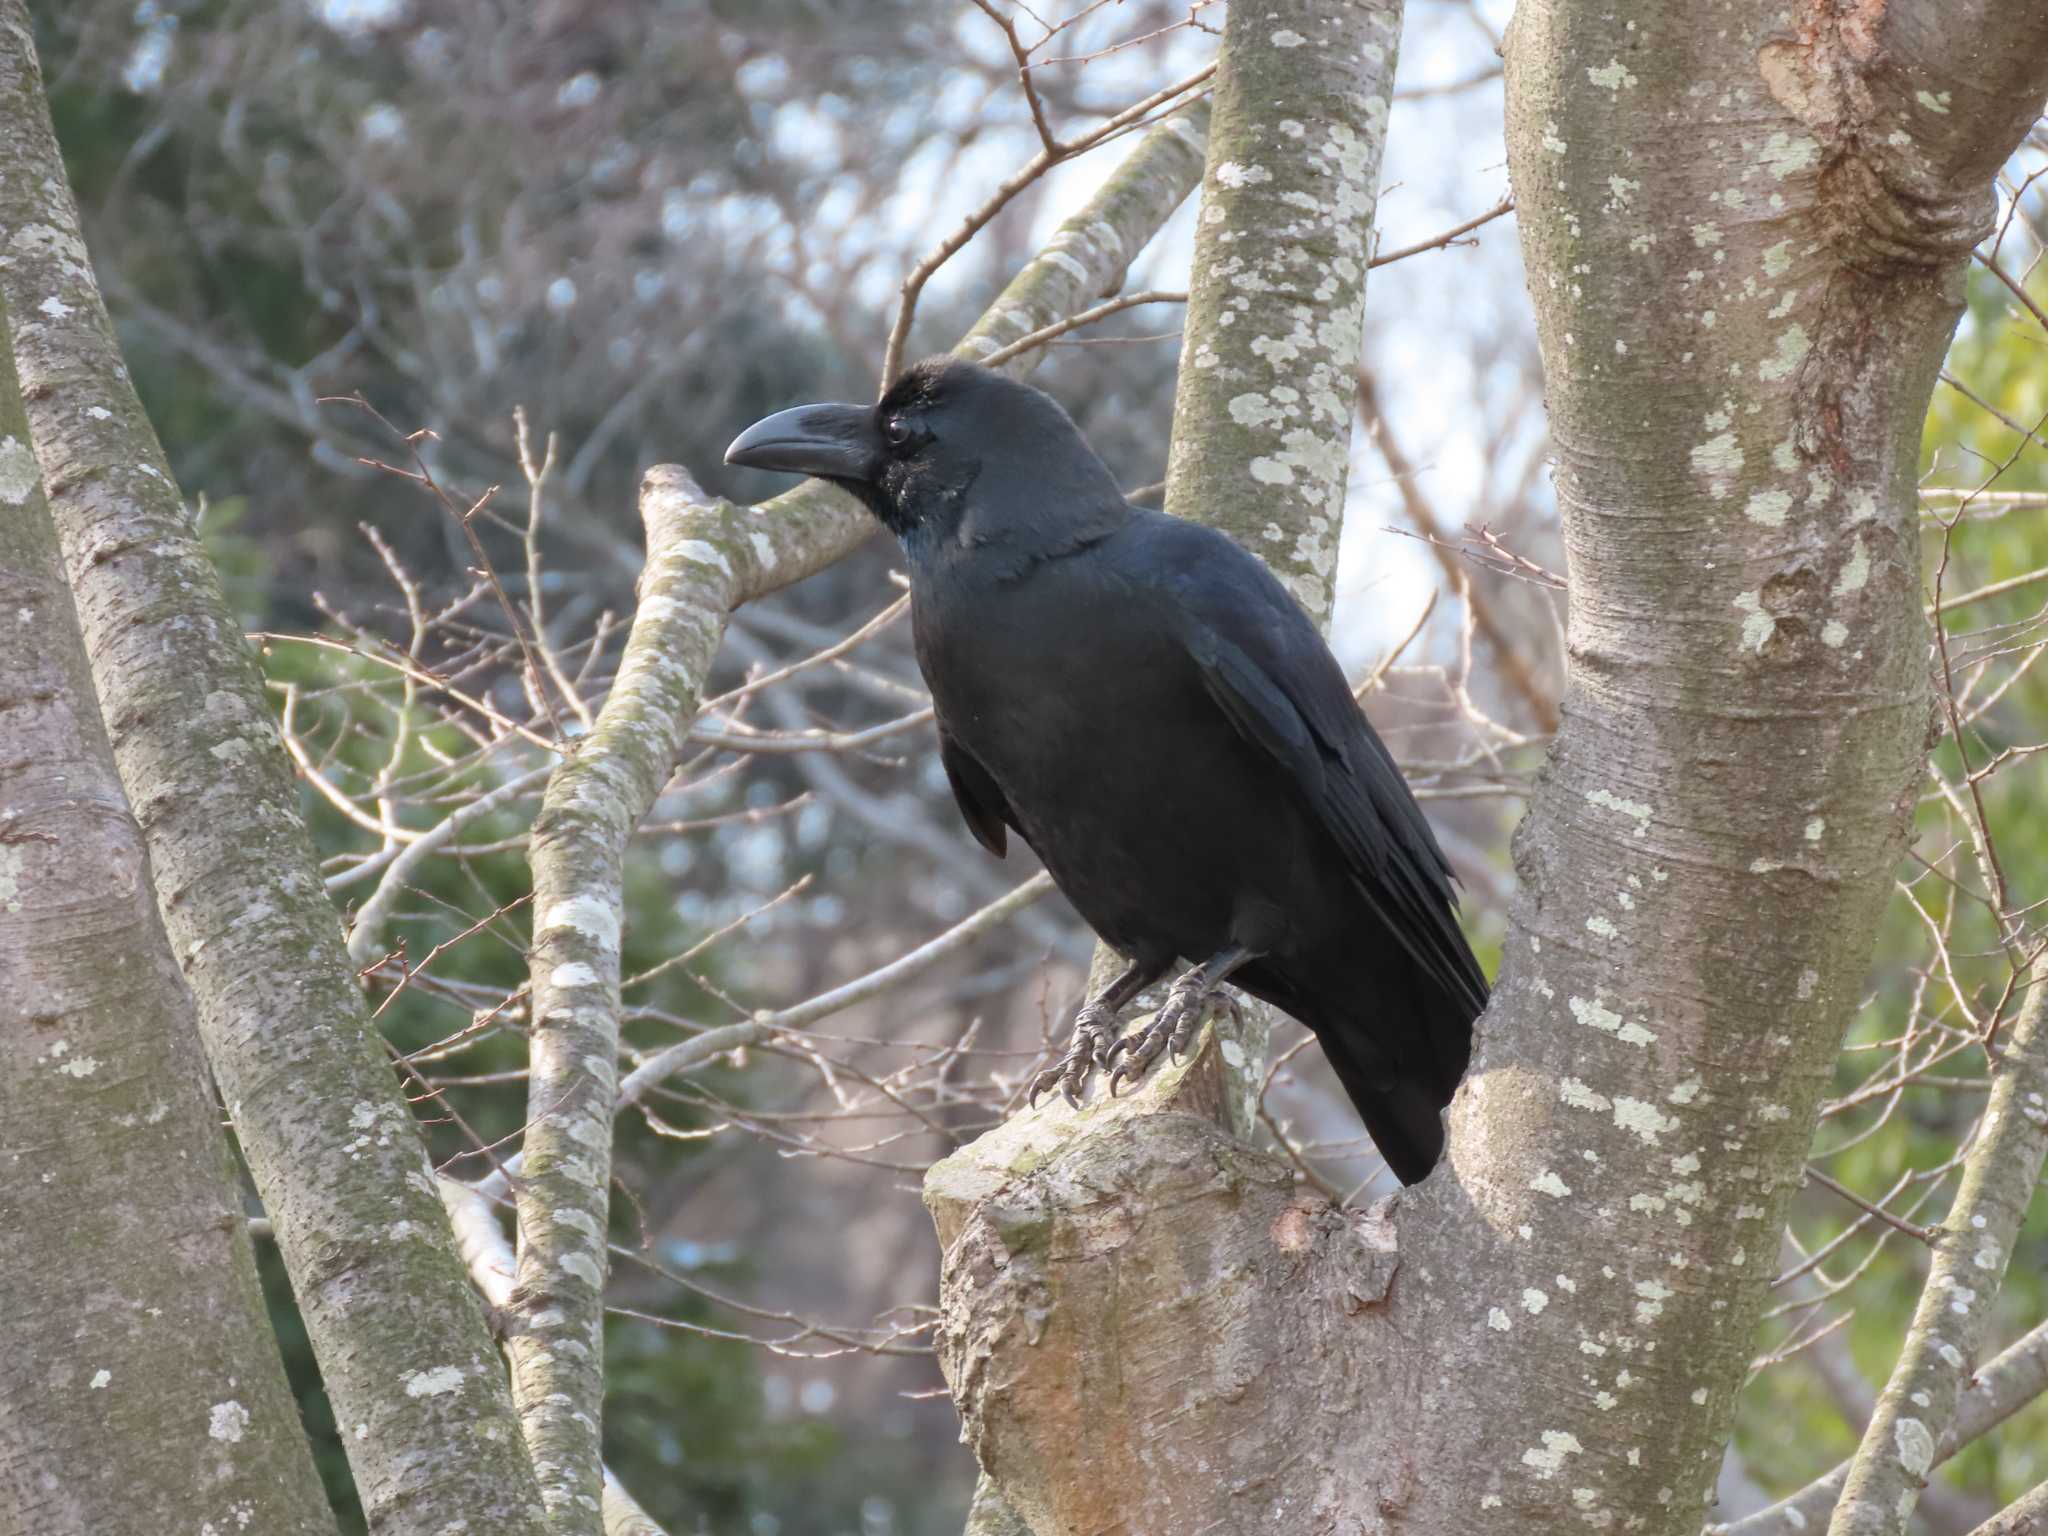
top-left (923, 2), bottom-right (2048, 1533)
top-left (0, 11), bottom-right (548, 1533)
top-left (0, 295), bottom-right (337, 1536)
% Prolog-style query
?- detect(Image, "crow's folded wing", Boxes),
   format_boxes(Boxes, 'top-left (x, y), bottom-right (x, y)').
top-left (1158, 525), bottom-right (1488, 1016)
top-left (938, 728), bottom-right (1014, 858)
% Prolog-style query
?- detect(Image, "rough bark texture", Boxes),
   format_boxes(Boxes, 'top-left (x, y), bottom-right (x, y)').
top-left (511, 467), bottom-right (725, 1533)
top-left (920, 3), bottom-right (2048, 1534)
top-left (926, 1007), bottom-right (1406, 1532)
top-left (0, 12), bottom-right (548, 1533)
top-left (0, 298), bottom-right (337, 1536)
top-left (1163, 0), bottom-right (1400, 621)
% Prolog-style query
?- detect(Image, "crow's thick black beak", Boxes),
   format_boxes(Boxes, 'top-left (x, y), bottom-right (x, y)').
top-left (723, 403), bottom-right (878, 480)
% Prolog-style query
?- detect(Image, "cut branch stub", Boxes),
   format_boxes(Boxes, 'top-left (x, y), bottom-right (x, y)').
top-left (925, 1010), bottom-right (1403, 1535)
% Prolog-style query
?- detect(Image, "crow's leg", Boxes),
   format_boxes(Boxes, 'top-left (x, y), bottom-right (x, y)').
top-left (1104, 945), bottom-right (1255, 1096)
top-left (1028, 957), bottom-right (1170, 1109)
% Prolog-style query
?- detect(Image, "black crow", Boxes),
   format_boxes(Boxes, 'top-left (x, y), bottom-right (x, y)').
top-left (725, 358), bottom-right (1486, 1184)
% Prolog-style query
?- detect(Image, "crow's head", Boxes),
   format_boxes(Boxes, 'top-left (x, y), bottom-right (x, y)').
top-left (724, 358), bottom-right (1123, 552)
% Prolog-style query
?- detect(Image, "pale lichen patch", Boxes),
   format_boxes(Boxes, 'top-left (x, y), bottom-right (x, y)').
top-left (1744, 488), bottom-right (1793, 527)
top-left (1733, 590), bottom-right (1774, 653)
top-left (1760, 131), bottom-right (1820, 179)
top-left (538, 894), bottom-right (621, 953)
top-left (403, 1365), bottom-right (468, 1398)
top-left (1570, 994), bottom-right (1657, 1047)
top-left (1613, 1097), bottom-right (1680, 1144)
top-left (1758, 325), bottom-right (1812, 382)
top-left (1633, 1279), bottom-right (1673, 1324)
top-left (1214, 161), bottom-right (1274, 189)
top-left (1561, 1077), bottom-right (1612, 1112)
top-left (1585, 787), bottom-right (1653, 835)
top-left (1833, 537), bottom-right (1871, 596)
top-left (0, 435), bottom-right (36, 504)
top-left (1690, 433), bottom-right (1744, 498)
top-left (1522, 1429), bottom-right (1586, 1478)
top-left (1587, 59), bottom-right (1638, 90)
top-left (1894, 1417), bottom-right (1936, 1476)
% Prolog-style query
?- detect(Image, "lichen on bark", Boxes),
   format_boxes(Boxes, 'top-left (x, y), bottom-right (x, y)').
top-left (0, 292), bottom-right (337, 1536)
top-left (0, 10), bottom-right (548, 1532)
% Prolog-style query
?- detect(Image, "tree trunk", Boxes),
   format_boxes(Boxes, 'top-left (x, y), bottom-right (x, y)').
top-left (922, 2), bottom-right (2048, 1532)
top-left (0, 12), bottom-right (548, 1533)
top-left (0, 294), bottom-right (337, 1536)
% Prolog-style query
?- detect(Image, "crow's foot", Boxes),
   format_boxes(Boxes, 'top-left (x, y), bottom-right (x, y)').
top-left (1027, 998), bottom-right (1122, 1109)
top-left (1104, 975), bottom-right (1240, 1096)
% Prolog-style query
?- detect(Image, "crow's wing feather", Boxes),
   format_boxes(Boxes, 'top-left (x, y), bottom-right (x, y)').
top-left (1153, 521), bottom-right (1487, 1016)
top-left (938, 728), bottom-right (1013, 858)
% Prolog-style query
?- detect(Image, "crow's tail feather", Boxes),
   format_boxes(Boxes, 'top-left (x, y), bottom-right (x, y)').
top-left (1308, 966), bottom-right (1478, 1187)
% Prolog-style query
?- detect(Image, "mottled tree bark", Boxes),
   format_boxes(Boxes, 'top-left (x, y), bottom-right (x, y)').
top-left (1164, 0), bottom-right (1400, 622)
top-left (921, 2), bottom-right (2048, 1533)
top-left (1830, 979), bottom-right (2048, 1536)
top-left (511, 467), bottom-right (723, 1533)
top-left (0, 11), bottom-right (547, 1533)
top-left (0, 298), bottom-right (336, 1536)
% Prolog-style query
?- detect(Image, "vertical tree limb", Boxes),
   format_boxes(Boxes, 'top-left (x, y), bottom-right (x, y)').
top-left (0, 11), bottom-right (548, 1532)
top-left (925, 4), bottom-right (1410, 1528)
top-left (0, 296), bottom-right (337, 1536)
top-left (1162, 0), bottom-right (1403, 624)
top-left (510, 467), bottom-right (726, 1533)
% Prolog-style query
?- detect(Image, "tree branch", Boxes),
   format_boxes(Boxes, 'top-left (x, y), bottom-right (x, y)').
top-left (1827, 981), bottom-right (2048, 1536)
top-left (1712, 1320), bottom-right (2048, 1536)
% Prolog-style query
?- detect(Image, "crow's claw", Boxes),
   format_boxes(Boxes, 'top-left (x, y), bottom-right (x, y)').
top-left (1027, 1000), bottom-right (1118, 1109)
top-left (1099, 978), bottom-right (1228, 1095)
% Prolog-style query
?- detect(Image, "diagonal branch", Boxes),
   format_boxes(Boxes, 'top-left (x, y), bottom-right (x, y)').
top-left (1826, 978), bottom-right (2048, 1536)
top-left (1711, 1319), bottom-right (2048, 1536)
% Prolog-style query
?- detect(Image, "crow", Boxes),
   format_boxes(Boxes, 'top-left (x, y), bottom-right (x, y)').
top-left (725, 358), bottom-right (1486, 1184)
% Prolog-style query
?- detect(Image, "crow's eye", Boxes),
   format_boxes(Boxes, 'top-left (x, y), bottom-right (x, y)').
top-left (883, 416), bottom-right (912, 447)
